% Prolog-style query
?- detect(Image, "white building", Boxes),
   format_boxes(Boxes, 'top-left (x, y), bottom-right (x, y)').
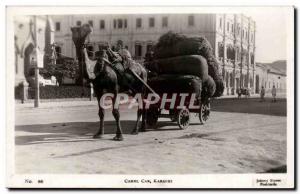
top-left (52, 14), bottom-right (256, 95)
top-left (15, 15), bottom-right (54, 86)
top-left (255, 61), bottom-right (286, 93)
top-left (14, 15), bottom-right (55, 101)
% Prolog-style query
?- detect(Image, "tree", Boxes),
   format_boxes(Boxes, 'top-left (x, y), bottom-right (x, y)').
top-left (40, 57), bottom-right (79, 85)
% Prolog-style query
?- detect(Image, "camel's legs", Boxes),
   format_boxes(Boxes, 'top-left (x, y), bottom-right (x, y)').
top-left (140, 105), bottom-right (146, 132)
top-left (131, 85), bottom-right (147, 134)
top-left (131, 108), bottom-right (143, 135)
top-left (112, 92), bottom-right (124, 141)
top-left (140, 86), bottom-right (147, 132)
top-left (93, 90), bottom-right (105, 138)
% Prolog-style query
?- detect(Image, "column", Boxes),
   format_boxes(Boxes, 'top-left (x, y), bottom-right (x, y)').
top-left (232, 47), bottom-right (237, 95)
top-left (247, 50), bottom-right (250, 89)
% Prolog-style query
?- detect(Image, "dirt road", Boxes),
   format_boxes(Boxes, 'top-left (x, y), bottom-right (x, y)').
top-left (15, 98), bottom-right (287, 174)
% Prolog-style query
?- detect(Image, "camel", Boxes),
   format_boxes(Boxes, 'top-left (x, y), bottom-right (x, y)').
top-left (71, 24), bottom-right (148, 141)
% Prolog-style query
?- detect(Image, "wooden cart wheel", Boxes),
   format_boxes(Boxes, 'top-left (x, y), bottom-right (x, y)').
top-left (177, 108), bottom-right (190, 130)
top-left (169, 109), bottom-right (177, 122)
top-left (199, 102), bottom-right (210, 124)
top-left (146, 107), bottom-right (159, 128)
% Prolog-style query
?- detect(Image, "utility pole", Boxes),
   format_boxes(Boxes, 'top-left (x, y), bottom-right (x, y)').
top-left (33, 16), bottom-right (40, 108)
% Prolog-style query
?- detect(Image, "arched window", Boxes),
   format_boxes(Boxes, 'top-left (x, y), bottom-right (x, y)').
top-left (24, 43), bottom-right (35, 79)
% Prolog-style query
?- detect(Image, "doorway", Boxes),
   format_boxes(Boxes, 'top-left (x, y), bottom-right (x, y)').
top-left (255, 75), bottom-right (260, 93)
top-left (24, 43), bottom-right (35, 81)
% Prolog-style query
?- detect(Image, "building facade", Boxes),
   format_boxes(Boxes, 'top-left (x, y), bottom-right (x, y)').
top-left (14, 15), bottom-right (54, 87)
top-left (51, 14), bottom-right (256, 95)
top-left (255, 62), bottom-right (286, 94)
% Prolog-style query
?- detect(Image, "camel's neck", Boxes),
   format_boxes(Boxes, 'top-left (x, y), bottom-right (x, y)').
top-left (82, 48), bottom-right (91, 64)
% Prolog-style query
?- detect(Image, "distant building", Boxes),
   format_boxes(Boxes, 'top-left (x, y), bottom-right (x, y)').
top-left (14, 15), bottom-right (54, 87)
top-left (51, 14), bottom-right (256, 96)
top-left (14, 15), bottom-right (54, 100)
top-left (255, 60), bottom-right (286, 93)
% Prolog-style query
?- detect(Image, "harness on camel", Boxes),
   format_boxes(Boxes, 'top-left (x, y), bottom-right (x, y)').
top-left (83, 47), bottom-right (157, 96)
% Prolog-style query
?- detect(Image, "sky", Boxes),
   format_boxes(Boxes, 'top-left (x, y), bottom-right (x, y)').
top-left (245, 7), bottom-right (291, 63)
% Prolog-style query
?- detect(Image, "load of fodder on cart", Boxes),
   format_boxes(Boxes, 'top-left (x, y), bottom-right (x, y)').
top-left (152, 31), bottom-right (224, 97)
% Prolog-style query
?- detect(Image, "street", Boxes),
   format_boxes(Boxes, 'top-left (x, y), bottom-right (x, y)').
top-left (15, 97), bottom-right (287, 174)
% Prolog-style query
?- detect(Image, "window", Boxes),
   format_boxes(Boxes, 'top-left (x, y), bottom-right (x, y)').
top-left (188, 15), bottom-right (194, 26)
top-left (218, 42), bottom-right (224, 58)
top-left (246, 31), bottom-right (248, 39)
top-left (231, 24), bottom-right (234, 33)
top-left (88, 20), bottom-right (93, 27)
top-left (227, 22), bottom-right (229, 32)
top-left (117, 19), bottom-right (123, 29)
top-left (76, 21), bottom-right (81, 26)
top-left (226, 46), bottom-right (235, 61)
top-left (113, 19), bottom-right (117, 29)
top-left (242, 29), bottom-right (244, 38)
top-left (135, 44), bottom-right (142, 57)
top-left (100, 20), bottom-right (105, 29)
top-left (55, 22), bottom-right (60, 31)
top-left (149, 17), bottom-right (155, 27)
top-left (219, 18), bottom-right (222, 28)
top-left (162, 17), bottom-right (168, 27)
top-left (55, 46), bottom-right (61, 57)
top-left (146, 44), bottom-right (153, 52)
top-left (251, 53), bottom-right (254, 64)
top-left (136, 18), bottom-right (142, 28)
top-left (124, 19), bottom-right (127, 28)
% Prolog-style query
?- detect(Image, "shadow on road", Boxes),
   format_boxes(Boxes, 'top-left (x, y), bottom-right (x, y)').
top-left (15, 120), bottom-right (133, 145)
top-left (15, 120), bottom-right (184, 146)
top-left (211, 98), bottom-right (286, 116)
top-left (263, 165), bottom-right (287, 173)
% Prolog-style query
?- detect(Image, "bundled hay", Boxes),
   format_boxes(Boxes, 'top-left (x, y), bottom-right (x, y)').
top-left (155, 33), bottom-right (213, 59)
top-left (154, 31), bottom-right (224, 97)
top-left (202, 75), bottom-right (216, 98)
top-left (148, 74), bottom-right (202, 99)
top-left (149, 55), bottom-right (209, 81)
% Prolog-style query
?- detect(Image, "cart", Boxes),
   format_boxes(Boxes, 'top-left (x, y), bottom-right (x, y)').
top-left (146, 74), bottom-right (211, 130)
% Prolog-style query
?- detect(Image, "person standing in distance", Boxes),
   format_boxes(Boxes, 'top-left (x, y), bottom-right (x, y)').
top-left (260, 86), bottom-right (265, 102)
top-left (271, 85), bottom-right (277, 102)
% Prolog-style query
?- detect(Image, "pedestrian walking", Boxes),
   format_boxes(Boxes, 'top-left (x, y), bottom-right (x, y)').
top-left (260, 86), bottom-right (265, 102)
top-left (237, 88), bottom-right (242, 99)
top-left (271, 85), bottom-right (277, 102)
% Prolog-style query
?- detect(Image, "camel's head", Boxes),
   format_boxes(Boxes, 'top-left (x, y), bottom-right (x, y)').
top-left (71, 24), bottom-right (93, 47)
